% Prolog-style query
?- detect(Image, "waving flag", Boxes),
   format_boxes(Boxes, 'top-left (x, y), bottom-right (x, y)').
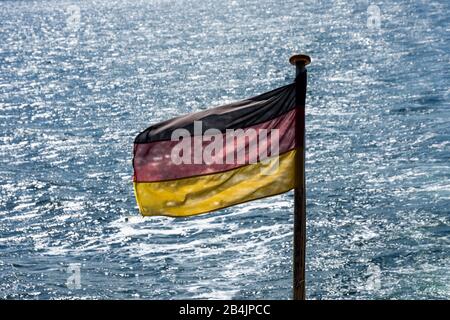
top-left (133, 84), bottom-right (299, 217)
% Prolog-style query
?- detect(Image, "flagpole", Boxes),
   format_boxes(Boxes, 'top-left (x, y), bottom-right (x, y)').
top-left (290, 54), bottom-right (310, 300)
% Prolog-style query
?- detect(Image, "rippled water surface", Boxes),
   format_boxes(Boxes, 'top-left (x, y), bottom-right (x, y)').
top-left (0, 0), bottom-right (449, 299)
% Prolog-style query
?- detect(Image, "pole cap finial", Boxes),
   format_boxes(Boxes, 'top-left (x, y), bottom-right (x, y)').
top-left (289, 54), bottom-right (311, 66)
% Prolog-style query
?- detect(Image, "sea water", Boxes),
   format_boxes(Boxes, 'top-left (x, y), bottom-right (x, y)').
top-left (0, 0), bottom-right (449, 299)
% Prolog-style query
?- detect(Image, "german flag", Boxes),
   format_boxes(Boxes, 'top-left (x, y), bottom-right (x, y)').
top-left (133, 84), bottom-right (299, 217)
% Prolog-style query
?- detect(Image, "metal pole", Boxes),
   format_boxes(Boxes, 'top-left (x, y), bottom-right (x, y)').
top-left (289, 54), bottom-right (310, 300)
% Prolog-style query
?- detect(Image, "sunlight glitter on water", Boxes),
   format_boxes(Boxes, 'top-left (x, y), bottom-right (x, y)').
top-left (0, 0), bottom-right (449, 299)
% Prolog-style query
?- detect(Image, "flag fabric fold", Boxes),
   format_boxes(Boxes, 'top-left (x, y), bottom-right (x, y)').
top-left (133, 83), bottom-right (299, 217)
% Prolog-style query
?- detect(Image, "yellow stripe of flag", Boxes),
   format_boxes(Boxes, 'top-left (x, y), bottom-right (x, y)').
top-left (134, 149), bottom-right (298, 217)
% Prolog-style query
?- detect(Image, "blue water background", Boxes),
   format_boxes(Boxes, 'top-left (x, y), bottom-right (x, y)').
top-left (0, 0), bottom-right (449, 299)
